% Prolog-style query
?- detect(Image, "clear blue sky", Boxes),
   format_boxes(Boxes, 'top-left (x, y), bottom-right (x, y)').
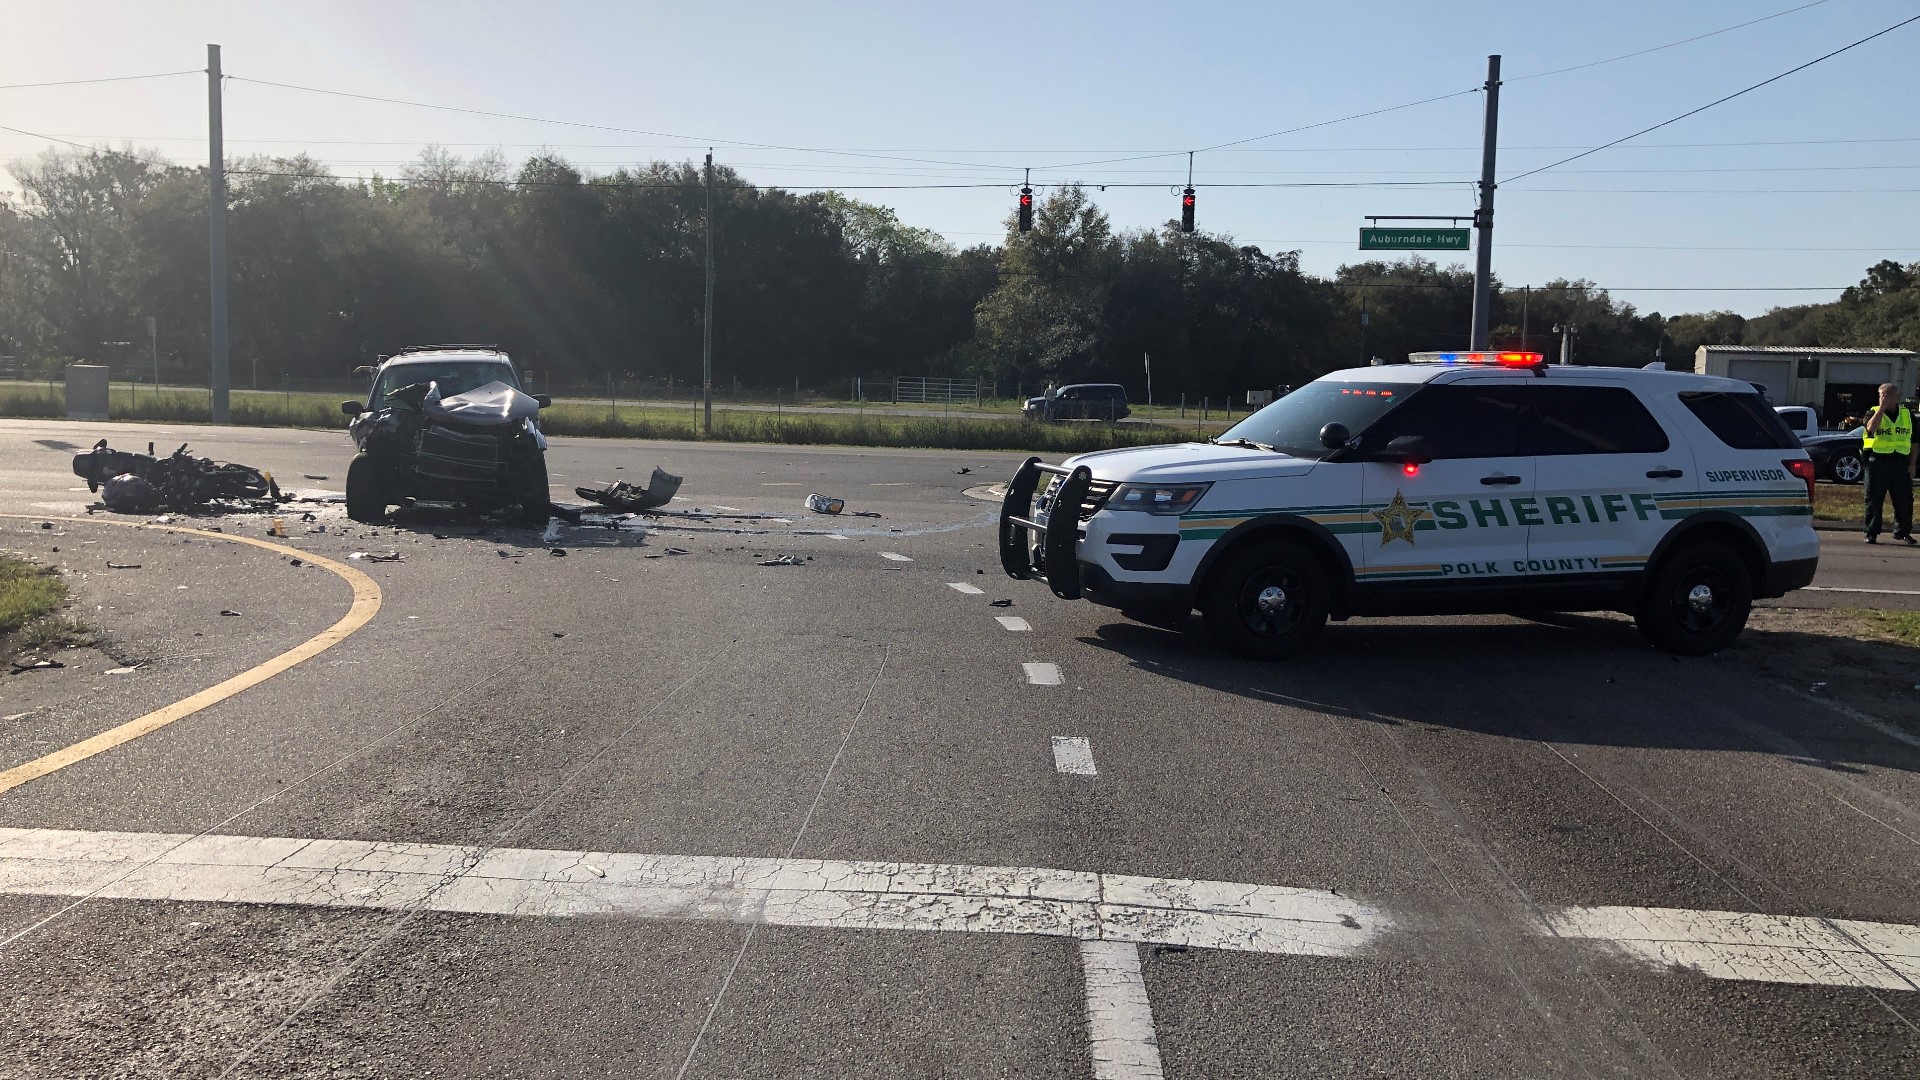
top-left (5, 0), bottom-right (1916, 316)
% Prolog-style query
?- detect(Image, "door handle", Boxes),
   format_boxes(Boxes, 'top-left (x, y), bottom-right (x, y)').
top-left (1645, 468), bottom-right (1684, 479)
top-left (1479, 474), bottom-right (1523, 486)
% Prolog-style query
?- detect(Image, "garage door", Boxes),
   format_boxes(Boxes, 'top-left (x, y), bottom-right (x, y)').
top-left (1827, 359), bottom-right (1898, 385)
top-left (1727, 358), bottom-right (1792, 404)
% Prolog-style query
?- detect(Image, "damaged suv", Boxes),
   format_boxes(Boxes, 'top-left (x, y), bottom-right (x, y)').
top-left (342, 346), bottom-right (553, 524)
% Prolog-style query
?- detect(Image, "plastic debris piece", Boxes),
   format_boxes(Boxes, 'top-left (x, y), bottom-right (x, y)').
top-left (105, 666), bottom-right (138, 675)
top-left (851, 510), bottom-right (883, 518)
top-left (497, 549), bottom-right (525, 558)
top-left (760, 554), bottom-right (803, 566)
top-left (575, 467), bottom-right (683, 512)
top-left (39, 522), bottom-right (53, 530)
top-left (347, 551), bottom-right (403, 562)
top-left (219, 609), bottom-right (242, 617)
top-left (289, 558), bottom-right (303, 567)
top-left (664, 547), bottom-right (690, 555)
top-left (11, 658), bottom-right (65, 672)
top-left (106, 562), bottom-right (141, 570)
top-left (806, 494), bottom-right (845, 515)
top-left (990, 599), bottom-right (1013, 607)
top-left (549, 548), bottom-right (568, 557)
top-left (956, 467), bottom-right (971, 474)
top-left (303, 474), bottom-right (329, 480)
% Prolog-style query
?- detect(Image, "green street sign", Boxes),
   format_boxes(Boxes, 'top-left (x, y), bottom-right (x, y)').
top-left (1359, 228), bottom-right (1471, 251)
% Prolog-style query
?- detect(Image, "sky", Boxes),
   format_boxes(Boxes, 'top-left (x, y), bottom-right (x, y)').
top-left (4, 0), bottom-right (1917, 318)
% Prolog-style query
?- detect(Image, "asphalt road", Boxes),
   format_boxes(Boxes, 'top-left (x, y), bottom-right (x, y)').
top-left (1, 417), bottom-right (1918, 1079)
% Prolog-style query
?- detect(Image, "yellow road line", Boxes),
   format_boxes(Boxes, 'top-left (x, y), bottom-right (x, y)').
top-left (0, 515), bottom-right (381, 796)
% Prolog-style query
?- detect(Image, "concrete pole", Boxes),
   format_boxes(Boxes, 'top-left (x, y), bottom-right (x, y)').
top-left (701, 151), bottom-right (714, 436)
top-left (207, 44), bottom-right (230, 423)
top-left (1469, 54), bottom-right (1501, 352)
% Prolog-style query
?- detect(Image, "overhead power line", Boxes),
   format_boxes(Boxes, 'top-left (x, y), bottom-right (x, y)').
top-left (1506, 0), bottom-right (1831, 82)
top-left (0, 69), bottom-right (203, 91)
top-left (1504, 12), bottom-right (1920, 184)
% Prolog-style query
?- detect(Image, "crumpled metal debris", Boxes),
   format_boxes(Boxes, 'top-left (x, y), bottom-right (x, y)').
top-left (759, 554), bottom-right (804, 566)
top-left (575, 467), bottom-right (683, 512)
top-left (347, 551), bottom-right (403, 562)
top-left (73, 440), bottom-right (285, 513)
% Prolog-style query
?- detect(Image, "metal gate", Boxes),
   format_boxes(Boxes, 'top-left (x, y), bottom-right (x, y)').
top-left (894, 376), bottom-right (980, 404)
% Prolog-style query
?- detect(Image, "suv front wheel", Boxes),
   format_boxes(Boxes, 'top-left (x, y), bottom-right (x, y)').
top-left (345, 452), bottom-right (387, 523)
top-left (1200, 540), bottom-right (1330, 659)
top-left (1634, 541), bottom-right (1753, 655)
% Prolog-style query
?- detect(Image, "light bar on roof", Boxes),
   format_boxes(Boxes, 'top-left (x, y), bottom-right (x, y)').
top-left (1407, 351), bottom-right (1545, 366)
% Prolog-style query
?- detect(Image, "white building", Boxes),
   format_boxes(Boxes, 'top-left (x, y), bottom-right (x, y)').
top-left (1694, 346), bottom-right (1919, 424)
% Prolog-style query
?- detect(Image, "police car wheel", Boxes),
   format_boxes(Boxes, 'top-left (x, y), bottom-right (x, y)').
top-left (1200, 541), bottom-right (1329, 659)
top-left (1634, 542), bottom-right (1753, 656)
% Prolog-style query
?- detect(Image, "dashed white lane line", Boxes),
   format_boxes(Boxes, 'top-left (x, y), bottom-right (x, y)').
top-left (1024, 662), bottom-right (1063, 686)
top-left (996, 616), bottom-right (1032, 632)
top-left (1546, 905), bottom-right (1920, 991)
top-left (947, 582), bottom-right (984, 594)
top-left (1079, 940), bottom-right (1165, 1079)
top-left (0, 828), bottom-right (1383, 957)
top-left (881, 551), bottom-right (913, 562)
top-left (1052, 737), bottom-right (1098, 776)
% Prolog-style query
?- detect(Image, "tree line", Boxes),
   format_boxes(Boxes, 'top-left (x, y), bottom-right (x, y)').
top-left (2, 146), bottom-right (1914, 399)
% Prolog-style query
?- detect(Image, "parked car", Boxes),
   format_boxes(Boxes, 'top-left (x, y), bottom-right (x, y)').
top-left (1800, 426), bottom-right (1865, 485)
top-left (1022, 383), bottom-right (1131, 422)
top-left (340, 346), bottom-right (552, 522)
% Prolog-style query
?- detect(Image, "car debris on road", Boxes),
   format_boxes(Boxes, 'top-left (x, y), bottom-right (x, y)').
top-left (347, 551), bottom-right (404, 562)
top-left (576, 467), bottom-right (684, 512)
top-left (806, 494), bottom-right (845, 515)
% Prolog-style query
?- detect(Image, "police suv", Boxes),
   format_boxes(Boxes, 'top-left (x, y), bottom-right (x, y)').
top-left (999, 351), bottom-right (1818, 658)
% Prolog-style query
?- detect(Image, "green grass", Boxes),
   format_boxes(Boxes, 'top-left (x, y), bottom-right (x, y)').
top-left (0, 382), bottom-right (1208, 453)
top-left (0, 554), bottom-right (88, 664)
top-left (1850, 608), bottom-right (1920, 646)
top-left (0, 556), bottom-right (65, 637)
top-left (1813, 482), bottom-right (1864, 524)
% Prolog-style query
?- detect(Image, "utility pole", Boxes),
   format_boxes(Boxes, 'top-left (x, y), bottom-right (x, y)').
top-left (147, 315), bottom-right (158, 388)
top-left (1469, 54), bottom-right (1501, 352)
top-left (1556, 322), bottom-right (1575, 366)
top-left (701, 150), bottom-right (714, 436)
top-left (207, 44), bottom-right (230, 423)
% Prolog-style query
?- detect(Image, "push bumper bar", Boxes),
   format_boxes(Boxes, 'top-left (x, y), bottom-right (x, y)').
top-left (999, 456), bottom-right (1092, 600)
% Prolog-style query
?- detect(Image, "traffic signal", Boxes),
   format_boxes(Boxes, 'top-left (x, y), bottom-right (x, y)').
top-left (1180, 187), bottom-right (1195, 233)
top-left (1018, 186), bottom-right (1034, 233)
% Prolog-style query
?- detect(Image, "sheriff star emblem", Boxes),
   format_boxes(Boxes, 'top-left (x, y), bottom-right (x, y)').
top-left (1371, 490), bottom-right (1430, 546)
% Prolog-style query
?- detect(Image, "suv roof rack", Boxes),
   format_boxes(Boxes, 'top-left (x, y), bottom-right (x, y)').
top-left (392, 344), bottom-right (505, 356)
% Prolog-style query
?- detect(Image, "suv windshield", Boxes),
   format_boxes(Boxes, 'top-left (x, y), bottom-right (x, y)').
top-left (1215, 380), bottom-right (1410, 457)
top-left (372, 361), bottom-right (519, 407)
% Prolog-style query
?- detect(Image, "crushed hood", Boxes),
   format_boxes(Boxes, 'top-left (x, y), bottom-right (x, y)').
top-left (1063, 441), bottom-right (1319, 483)
top-left (423, 381), bottom-right (541, 427)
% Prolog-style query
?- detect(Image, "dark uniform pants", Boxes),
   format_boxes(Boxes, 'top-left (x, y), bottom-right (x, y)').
top-left (1864, 451), bottom-right (1913, 538)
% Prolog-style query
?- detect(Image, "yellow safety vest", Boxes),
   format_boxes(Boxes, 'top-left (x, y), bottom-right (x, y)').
top-left (1865, 406), bottom-right (1913, 456)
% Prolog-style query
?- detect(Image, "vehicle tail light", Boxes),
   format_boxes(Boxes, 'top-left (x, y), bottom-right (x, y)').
top-left (1785, 458), bottom-right (1816, 502)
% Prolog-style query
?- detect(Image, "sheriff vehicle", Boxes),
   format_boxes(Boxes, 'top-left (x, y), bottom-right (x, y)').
top-left (999, 351), bottom-right (1818, 658)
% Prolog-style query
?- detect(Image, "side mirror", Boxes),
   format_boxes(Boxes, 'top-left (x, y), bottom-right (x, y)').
top-left (340, 400), bottom-right (363, 417)
top-left (1319, 422), bottom-right (1350, 450)
top-left (1380, 434), bottom-right (1433, 465)
top-left (533, 394), bottom-right (552, 409)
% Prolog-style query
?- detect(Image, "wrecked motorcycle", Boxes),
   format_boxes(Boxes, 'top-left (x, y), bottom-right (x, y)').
top-left (71, 440), bottom-right (283, 513)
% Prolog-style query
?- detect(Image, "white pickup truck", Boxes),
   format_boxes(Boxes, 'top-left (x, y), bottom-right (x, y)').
top-left (1775, 406), bottom-right (1819, 441)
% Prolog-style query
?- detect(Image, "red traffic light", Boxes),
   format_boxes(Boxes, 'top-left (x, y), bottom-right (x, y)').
top-left (1018, 186), bottom-right (1034, 233)
top-left (1180, 186), bottom-right (1195, 233)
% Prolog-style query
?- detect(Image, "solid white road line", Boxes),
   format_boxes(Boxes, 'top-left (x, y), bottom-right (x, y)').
top-left (1024, 662), bottom-right (1063, 686)
top-left (996, 616), bottom-right (1032, 632)
top-left (0, 828), bottom-right (1383, 957)
top-left (1079, 940), bottom-right (1165, 1080)
top-left (881, 551), bottom-right (913, 562)
top-left (1802, 586), bottom-right (1920, 597)
top-left (947, 582), bottom-right (984, 595)
top-left (1546, 905), bottom-right (1920, 991)
top-left (1052, 736), bottom-right (1098, 776)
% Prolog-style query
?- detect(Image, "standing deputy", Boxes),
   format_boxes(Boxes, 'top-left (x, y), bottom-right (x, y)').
top-left (1862, 382), bottom-right (1917, 545)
